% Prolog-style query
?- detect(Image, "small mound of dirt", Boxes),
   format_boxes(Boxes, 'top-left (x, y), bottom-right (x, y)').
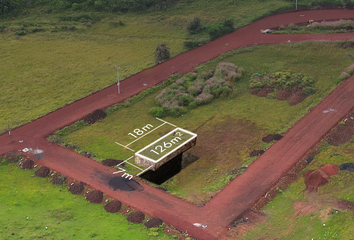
top-left (102, 159), bottom-right (125, 167)
top-left (127, 211), bottom-right (145, 224)
top-left (21, 159), bottom-right (34, 169)
top-left (144, 218), bottom-right (163, 228)
top-left (304, 169), bottom-right (329, 192)
top-left (289, 91), bottom-right (307, 105)
top-left (249, 89), bottom-right (261, 95)
top-left (86, 190), bottom-right (103, 204)
top-left (249, 150), bottom-right (265, 157)
top-left (340, 163), bottom-right (354, 172)
top-left (257, 85), bottom-right (273, 97)
top-left (320, 164), bottom-right (339, 176)
top-left (326, 114), bottom-right (354, 146)
top-left (104, 200), bottom-right (122, 213)
top-left (276, 88), bottom-right (292, 100)
top-left (69, 182), bottom-right (84, 194)
top-left (262, 134), bottom-right (283, 143)
top-left (52, 174), bottom-right (66, 185)
top-left (83, 109), bottom-right (107, 124)
top-left (35, 166), bottom-right (50, 177)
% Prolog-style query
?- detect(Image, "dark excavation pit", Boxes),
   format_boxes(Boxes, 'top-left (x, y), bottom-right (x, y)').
top-left (21, 159), bottom-right (34, 169)
top-left (86, 190), bottom-right (103, 204)
top-left (83, 109), bottom-right (107, 124)
top-left (127, 211), bottom-right (145, 224)
top-left (249, 150), bottom-right (265, 157)
top-left (144, 218), bottom-right (163, 228)
top-left (35, 166), bottom-right (50, 177)
top-left (104, 200), bottom-right (122, 213)
top-left (69, 182), bottom-right (84, 194)
top-left (102, 159), bottom-right (125, 167)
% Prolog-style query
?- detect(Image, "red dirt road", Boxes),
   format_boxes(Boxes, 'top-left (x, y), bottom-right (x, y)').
top-left (2, 10), bottom-right (354, 239)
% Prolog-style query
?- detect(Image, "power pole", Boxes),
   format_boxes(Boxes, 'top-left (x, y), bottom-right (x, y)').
top-left (115, 65), bottom-right (120, 94)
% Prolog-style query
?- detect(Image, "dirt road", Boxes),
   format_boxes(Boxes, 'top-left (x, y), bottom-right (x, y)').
top-left (1, 10), bottom-right (354, 239)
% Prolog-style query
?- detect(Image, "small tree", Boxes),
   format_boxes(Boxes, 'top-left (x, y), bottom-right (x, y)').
top-left (155, 44), bottom-right (170, 64)
top-left (187, 16), bottom-right (202, 34)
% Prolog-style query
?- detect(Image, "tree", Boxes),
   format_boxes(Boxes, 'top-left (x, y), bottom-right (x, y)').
top-left (187, 16), bottom-right (201, 34)
top-left (155, 44), bottom-right (170, 64)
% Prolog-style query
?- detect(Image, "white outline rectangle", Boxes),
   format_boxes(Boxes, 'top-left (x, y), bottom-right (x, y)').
top-left (135, 127), bottom-right (197, 163)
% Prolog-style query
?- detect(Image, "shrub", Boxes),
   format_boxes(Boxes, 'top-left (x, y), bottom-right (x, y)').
top-left (208, 18), bottom-right (235, 40)
top-left (302, 87), bottom-right (316, 95)
top-left (187, 17), bottom-right (202, 34)
top-left (155, 44), bottom-right (170, 64)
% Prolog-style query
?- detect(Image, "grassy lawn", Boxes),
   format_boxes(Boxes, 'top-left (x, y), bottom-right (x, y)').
top-left (0, 162), bottom-right (173, 240)
top-left (240, 139), bottom-right (354, 240)
top-left (0, 0), bottom-right (295, 133)
top-left (56, 42), bottom-right (354, 203)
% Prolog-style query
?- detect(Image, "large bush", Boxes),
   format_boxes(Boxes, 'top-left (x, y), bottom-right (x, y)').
top-left (155, 44), bottom-right (170, 64)
top-left (187, 17), bottom-right (202, 34)
top-left (150, 62), bottom-right (244, 117)
top-left (208, 19), bottom-right (235, 40)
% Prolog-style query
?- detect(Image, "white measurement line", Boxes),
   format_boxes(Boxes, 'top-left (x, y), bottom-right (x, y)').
top-left (116, 156), bottom-right (134, 167)
top-left (125, 161), bottom-right (143, 171)
top-left (136, 166), bottom-right (153, 176)
top-left (156, 117), bottom-right (177, 127)
top-left (115, 142), bottom-right (135, 152)
top-left (126, 122), bottom-right (166, 147)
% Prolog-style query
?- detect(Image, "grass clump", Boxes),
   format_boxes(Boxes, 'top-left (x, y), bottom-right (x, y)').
top-left (249, 71), bottom-right (316, 94)
top-left (150, 62), bottom-right (244, 118)
top-left (274, 20), bottom-right (354, 34)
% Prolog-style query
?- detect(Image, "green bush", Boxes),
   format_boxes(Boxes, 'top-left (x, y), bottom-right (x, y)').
top-left (187, 17), bottom-right (202, 34)
top-left (208, 18), bottom-right (235, 40)
top-left (155, 44), bottom-right (170, 64)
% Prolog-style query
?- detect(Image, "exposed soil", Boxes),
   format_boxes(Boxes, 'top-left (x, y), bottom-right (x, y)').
top-left (257, 85), bottom-right (274, 97)
top-left (293, 201), bottom-right (318, 217)
top-left (51, 174), bottom-right (66, 185)
top-left (144, 218), bottom-right (164, 228)
top-left (249, 89), bottom-right (261, 95)
top-left (249, 150), bottom-right (265, 157)
top-left (104, 200), bottom-right (122, 213)
top-left (262, 134), bottom-right (283, 143)
top-left (326, 112), bottom-right (354, 146)
top-left (320, 164), bottom-right (339, 176)
top-left (340, 162), bottom-right (354, 172)
top-left (86, 190), bottom-right (103, 204)
top-left (21, 159), bottom-right (34, 169)
top-left (288, 91), bottom-right (307, 106)
top-left (127, 211), bottom-right (145, 224)
top-left (102, 159), bottom-right (125, 167)
top-left (69, 182), bottom-right (85, 194)
top-left (82, 109), bottom-right (107, 124)
top-left (276, 88), bottom-right (292, 100)
top-left (35, 166), bottom-right (50, 177)
top-left (304, 169), bottom-right (329, 192)
top-left (227, 210), bottom-right (267, 238)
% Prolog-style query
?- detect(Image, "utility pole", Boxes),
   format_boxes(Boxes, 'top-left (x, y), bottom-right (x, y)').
top-left (296, 0), bottom-right (298, 10)
top-left (8, 124), bottom-right (13, 143)
top-left (115, 65), bottom-right (120, 94)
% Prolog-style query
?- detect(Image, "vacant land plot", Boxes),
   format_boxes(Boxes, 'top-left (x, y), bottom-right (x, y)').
top-left (57, 42), bottom-right (354, 203)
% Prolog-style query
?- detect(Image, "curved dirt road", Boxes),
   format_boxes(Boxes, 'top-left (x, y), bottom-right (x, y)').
top-left (1, 10), bottom-right (354, 239)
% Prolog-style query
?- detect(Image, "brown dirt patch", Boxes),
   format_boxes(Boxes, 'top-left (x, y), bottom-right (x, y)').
top-left (21, 159), bottom-right (34, 169)
top-left (86, 190), bottom-right (103, 204)
top-left (144, 218), bottom-right (163, 228)
top-left (262, 134), bottom-right (283, 143)
top-left (320, 164), bottom-right (339, 176)
top-left (69, 182), bottom-right (84, 194)
top-left (102, 159), bottom-right (125, 167)
top-left (35, 166), bottom-right (50, 177)
top-left (82, 109), bottom-right (107, 124)
top-left (104, 200), bottom-right (122, 213)
top-left (249, 89), bottom-right (261, 95)
top-left (326, 112), bottom-right (354, 146)
top-left (51, 174), bottom-right (66, 185)
top-left (276, 88), bottom-right (292, 101)
top-left (227, 210), bottom-right (267, 238)
top-left (249, 150), bottom-right (265, 157)
top-left (289, 91), bottom-right (307, 105)
top-left (257, 85), bottom-right (274, 97)
top-left (127, 211), bottom-right (145, 224)
top-left (294, 202), bottom-right (318, 217)
top-left (304, 169), bottom-right (329, 192)
top-left (164, 225), bottom-right (186, 240)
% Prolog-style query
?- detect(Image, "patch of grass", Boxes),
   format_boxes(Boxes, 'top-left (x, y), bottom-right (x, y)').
top-left (273, 20), bottom-right (354, 34)
top-left (58, 42), bottom-right (354, 203)
top-left (0, 0), bottom-right (295, 133)
top-left (0, 164), bottom-right (173, 239)
top-left (242, 138), bottom-right (354, 240)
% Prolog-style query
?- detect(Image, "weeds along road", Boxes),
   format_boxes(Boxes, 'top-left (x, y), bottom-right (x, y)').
top-left (1, 9), bottom-right (354, 239)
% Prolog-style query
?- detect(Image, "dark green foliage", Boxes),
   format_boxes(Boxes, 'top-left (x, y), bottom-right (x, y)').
top-left (183, 38), bottom-right (208, 50)
top-left (155, 44), bottom-right (170, 64)
top-left (187, 16), bottom-right (202, 34)
top-left (208, 18), bottom-right (235, 40)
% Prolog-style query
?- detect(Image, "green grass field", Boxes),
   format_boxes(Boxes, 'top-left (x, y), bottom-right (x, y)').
top-left (242, 139), bottom-right (354, 240)
top-left (57, 42), bottom-right (354, 203)
top-left (0, 163), bottom-right (173, 240)
top-left (0, 0), bottom-right (295, 133)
